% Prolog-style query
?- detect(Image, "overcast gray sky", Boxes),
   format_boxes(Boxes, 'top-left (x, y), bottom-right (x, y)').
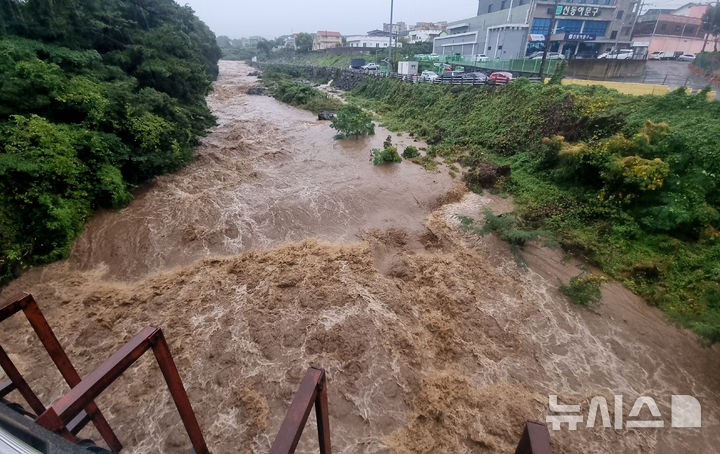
top-left (180, 0), bottom-right (702, 39)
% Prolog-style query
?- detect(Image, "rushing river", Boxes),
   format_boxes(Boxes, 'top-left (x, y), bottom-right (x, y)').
top-left (1, 61), bottom-right (718, 454)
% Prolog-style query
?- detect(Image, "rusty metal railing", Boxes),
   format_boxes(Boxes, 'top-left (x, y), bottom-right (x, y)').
top-left (270, 366), bottom-right (331, 454)
top-left (514, 421), bottom-right (552, 454)
top-left (0, 293), bottom-right (208, 454)
top-left (0, 292), bottom-right (122, 451)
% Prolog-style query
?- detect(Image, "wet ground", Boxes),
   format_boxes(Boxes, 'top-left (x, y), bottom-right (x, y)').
top-left (1, 61), bottom-right (718, 454)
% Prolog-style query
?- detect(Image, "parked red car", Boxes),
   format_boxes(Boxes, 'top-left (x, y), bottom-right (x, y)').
top-left (488, 71), bottom-right (513, 84)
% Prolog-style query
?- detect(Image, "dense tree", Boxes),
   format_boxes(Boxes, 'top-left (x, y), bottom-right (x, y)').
top-left (0, 0), bottom-right (221, 282)
top-left (256, 38), bottom-right (273, 58)
top-left (701, 5), bottom-right (720, 52)
top-left (295, 32), bottom-right (313, 53)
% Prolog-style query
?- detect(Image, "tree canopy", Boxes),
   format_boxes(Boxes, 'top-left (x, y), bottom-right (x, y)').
top-left (295, 33), bottom-right (313, 53)
top-left (701, 5), bottom-right (720, 52)
top-left (0, 0), bottom-right (221, 283)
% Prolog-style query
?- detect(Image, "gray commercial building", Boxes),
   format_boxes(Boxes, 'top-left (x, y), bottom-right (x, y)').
top-left (434, 0), bottom-right (639, 59)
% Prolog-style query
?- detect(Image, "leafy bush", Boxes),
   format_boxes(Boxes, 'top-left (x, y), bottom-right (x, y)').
top-left (270, 80), bottom-right (341, 113)
top-left (560, 273), bottom-right (606, 306)
top-left (331, 104), bottom-right (375, 139)
top-left (372, 146), bottom-right (402, 165)
top-left (458, 209), bottom-right (552, 267)
top-left (402, 145), bottom-right (420, 158)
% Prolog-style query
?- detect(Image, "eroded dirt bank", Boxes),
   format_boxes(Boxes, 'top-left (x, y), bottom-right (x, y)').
top-left (1, 61), bottom-right (719, 454)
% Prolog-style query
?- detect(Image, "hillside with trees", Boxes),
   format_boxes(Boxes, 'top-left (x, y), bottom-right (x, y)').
top-left (0, 0), bottom-right (221, 283)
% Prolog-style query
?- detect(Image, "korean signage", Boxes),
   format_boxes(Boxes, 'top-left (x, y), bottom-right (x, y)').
top-left (564, 33), bottom-right (596, 41)
top-left (556, 5), bottom-right (601, 17)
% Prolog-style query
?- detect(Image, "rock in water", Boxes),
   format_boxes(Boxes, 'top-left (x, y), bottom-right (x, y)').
top-left (246, 85), bottom-right (266, 95)
top-left (318, 111), bottom-right (336, 121)
top-left (464, 161), bottom-right (511, 188)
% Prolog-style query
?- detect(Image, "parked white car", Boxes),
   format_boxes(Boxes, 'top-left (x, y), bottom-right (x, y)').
top-left (361, 63), bottom-right (379, 71)
top-left (420, 70), bottom-right (439, 81)
top-left (530, 52), bottom-right (566, 60)
top-left (650, 51), bottom-right (678, 60)
top-left (598, 49), bottom-right (633, 60)
top-left (677, 53), bottom-right (696, 61)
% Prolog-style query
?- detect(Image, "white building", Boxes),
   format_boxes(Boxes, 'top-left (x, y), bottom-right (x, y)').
top-left (408, 28), bottom-right (444, 43)
top-left (346, 35), bottom-right (402, 48)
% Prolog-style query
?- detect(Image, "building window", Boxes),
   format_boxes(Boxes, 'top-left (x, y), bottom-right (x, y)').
top-left (610, 30), bottom-right (617, 39)
top-left (617, 10), bottom-right (623, 19)
top-left (488, 3), bottom-right (494, 13)
top-left (675, 25), bottom-right (682, 32)
top-left (501, 0), bottom-right (507, 8)
top-left (660, 23), bottom-right (667, 31)
top-left (557, 19), bottom-right (583, 33)
top-left (685, 26), bottom-right (696, 34)
top-left (583, 20), bottom-right (609, 36)
top-left (531, 18), bottom-right (551, 35)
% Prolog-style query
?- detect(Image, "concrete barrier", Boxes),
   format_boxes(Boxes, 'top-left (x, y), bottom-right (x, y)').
top-left (566, 60), bottom-right (646, 79)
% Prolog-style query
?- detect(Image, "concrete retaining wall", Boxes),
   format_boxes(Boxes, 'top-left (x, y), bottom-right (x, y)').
top-left (566, 60), bottom-right (646, 80)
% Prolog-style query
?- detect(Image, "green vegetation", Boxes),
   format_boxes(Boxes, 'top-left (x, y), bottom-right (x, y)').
top-left (458, 210), bottom-right (551, 267)
top-left (259, 66), bottom-right (341, 113)
top-left (0, 0), bottom-right (220, 284)
top-left (268, 52), bottom-right (376, 68)
top-left (294, 33), bottom-right (313, 54)
top-left (269, 81), bottom-right (341, 113)
top-left (560, 273), bottom-right (606, 306)
top-left (402, 145), bottom-right (420, 158)
top-left (372, 146), bottom-right (402, 166)
top-left (694, 52), bottom-right (720, 77)
top-left (330, 105), bottom-right (375, 139)
top-left (350, 76), bottom-right (720, 342)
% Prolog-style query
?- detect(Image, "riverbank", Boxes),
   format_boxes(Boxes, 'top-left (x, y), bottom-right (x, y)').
top-left (335, 74), bottom-right (720, 343)
top-left (1, 61), bottom-right (718, 453)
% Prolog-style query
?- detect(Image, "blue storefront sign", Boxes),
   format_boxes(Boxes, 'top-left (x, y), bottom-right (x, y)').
top-left (564, 33), bottom-right (596, 41)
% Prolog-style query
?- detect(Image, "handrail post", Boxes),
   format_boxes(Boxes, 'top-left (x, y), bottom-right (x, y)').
top-left (314, 369), bottom-right (331, 454)
top-left (514, 421), bottom-right (552, 454)
top-left (270, 367), bottom-right (331, 454)
top-left (151, 330), bottom-right (210, 454)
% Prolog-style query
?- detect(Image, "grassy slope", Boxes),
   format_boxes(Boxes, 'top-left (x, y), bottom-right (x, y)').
top-left (346, 77), bottom-right (720, 342)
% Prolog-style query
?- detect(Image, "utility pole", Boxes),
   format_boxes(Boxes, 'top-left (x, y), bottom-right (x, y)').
top-left (539, 0), bottom-right (560, 79)
top-left (388, 0), bottom-right (394, 72)
top-left (629, 0), bottom-right (646, 58)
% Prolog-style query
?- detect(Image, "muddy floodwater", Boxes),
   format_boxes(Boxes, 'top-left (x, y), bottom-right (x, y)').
top-left (1, 61), bottom-right (719, 454)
